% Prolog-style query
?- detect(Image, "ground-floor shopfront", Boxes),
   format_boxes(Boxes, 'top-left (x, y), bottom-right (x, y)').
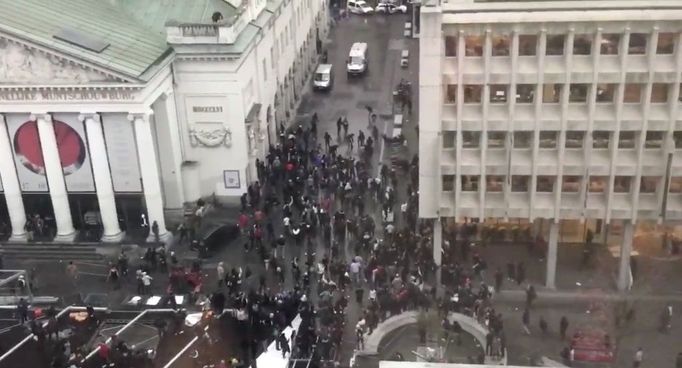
top-left (433, 217), bottom-right (682, 291)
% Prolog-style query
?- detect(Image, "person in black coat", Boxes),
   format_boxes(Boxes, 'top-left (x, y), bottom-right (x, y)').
top-left (211, 291), bottom-right (226, 315)
top-left (276, 333), bottom-right (290, 358)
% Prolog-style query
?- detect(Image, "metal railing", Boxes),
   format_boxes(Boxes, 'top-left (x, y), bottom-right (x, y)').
top-left (0, 305), bottom-right (107, 363)
top-left (81, 308), bottom-right (183, 363)
top-left (0, 269), bottom-right (33, 302)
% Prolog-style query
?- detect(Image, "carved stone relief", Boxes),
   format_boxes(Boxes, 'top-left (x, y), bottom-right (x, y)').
top-left (188, 123), bottom-right (233, 147)
top-left (0, 39), bottom-right (113, 84)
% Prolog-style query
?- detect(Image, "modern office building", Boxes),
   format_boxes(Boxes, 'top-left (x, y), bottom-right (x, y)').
top-left (0, 0), bottom-right (328, 242)
top-left (419, 0), bottom-right (682, 290)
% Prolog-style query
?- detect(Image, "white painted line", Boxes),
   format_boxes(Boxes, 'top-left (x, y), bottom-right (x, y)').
top-left (163, 336), bottom-right (199, 368)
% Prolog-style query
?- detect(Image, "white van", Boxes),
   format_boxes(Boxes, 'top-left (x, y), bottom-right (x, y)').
top-left (347, 42), bottom-right (368, 76)
top-left (347, 0), bottom-right (374, 14)
top-left (313, 64), bottom-right (334, 91)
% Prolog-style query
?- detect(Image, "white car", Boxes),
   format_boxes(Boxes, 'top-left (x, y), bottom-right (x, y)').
top-left (376, 2), bottom-right (407, 14)
top-left (347, 0), bottom-right (374, 14)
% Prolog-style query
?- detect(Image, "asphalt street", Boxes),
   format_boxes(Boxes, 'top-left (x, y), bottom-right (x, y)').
top-left (291, 11), bottom-right (420, 366)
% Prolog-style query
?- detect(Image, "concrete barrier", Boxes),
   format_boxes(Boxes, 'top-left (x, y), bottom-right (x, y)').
top-left (359, 311), bottom-right (419, 355)
top-left (354, 311), bottom-right (507, 365)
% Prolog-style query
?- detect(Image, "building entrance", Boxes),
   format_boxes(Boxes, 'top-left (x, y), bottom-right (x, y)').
top-left (22, 193), bottom-right (55, 241)
top-left (0, 195), bottom-right (9, 240)
top-left (68, 194), bottom-right (100, 242)
top-left (115, 194), bottom-right (147, 242)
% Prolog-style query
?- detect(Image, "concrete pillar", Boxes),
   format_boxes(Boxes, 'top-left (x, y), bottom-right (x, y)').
top-left (600, 222), bottom-right (609, 245)
top-left (417, 4), bottom-right (442, 218)
top-left (433, 219), bottom-right (443, 266)
top-left (81, 114), bottom-right (124, 243)
top-left (157, 91), bottom-right (186, 209)
top-left (181, 162), bottom-right (202, 204)
top-left (34, 113), bottom-right (76, 242)
top-left (531, 218), bottom-right (542, 239)
top-left (0, 114), bottom-right (27, 241)
top-left (129, 112), bottom-right (171, 243)
top-left (546, 220), bottom-right (559, 289)
top-left (433, 218), bottom-right (443, 294)
top-left (617, 221), bottom-right (634, 291)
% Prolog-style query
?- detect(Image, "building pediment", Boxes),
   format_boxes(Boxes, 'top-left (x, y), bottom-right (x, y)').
top-left (0, 38), bottom-right (128, 85)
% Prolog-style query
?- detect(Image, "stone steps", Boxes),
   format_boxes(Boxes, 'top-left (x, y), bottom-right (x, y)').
top-left (0, 243), bottom-right (105, 262)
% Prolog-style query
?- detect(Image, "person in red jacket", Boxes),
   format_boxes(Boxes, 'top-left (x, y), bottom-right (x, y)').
top-left (286, 161), bottom-right (295, 172)
top-left (98, 342), bottom-right (110, 362)
top-left (238, 213), bottom-right (249, 234)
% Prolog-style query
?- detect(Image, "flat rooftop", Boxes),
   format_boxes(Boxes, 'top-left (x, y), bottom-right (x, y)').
top-left (441, 0), bottom-right (682, 12)
top-left (436, 0), bottom-right (682, 24)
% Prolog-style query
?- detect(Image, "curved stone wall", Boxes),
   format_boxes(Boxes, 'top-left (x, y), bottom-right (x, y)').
top-left (354, 310), bottom-right (507, 365)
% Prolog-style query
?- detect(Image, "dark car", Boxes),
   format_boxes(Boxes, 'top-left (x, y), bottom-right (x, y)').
top-left (198, 223), bottom-right (240, 257)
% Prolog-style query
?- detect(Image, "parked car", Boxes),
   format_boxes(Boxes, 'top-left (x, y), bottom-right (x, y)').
top-left (198, 223), bottom-right (239, 257)
top-left (376, 2), bottom-right (407, 14)
top-left (313, 64), bottom-right (334, 91)
top-left (347, 0), bottom-right (374, 14)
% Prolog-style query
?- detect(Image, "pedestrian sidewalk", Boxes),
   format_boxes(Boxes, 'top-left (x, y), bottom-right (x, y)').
top-left (494, 288), bottom-right (682, 303)
top-left (475, 240), bottom-right (682, 295)
top-left (494, 290), bottom-right (682, 367)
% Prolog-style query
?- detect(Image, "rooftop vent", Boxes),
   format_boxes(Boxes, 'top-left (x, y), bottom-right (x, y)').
top-left (53, 27), bottom-right (110, 53)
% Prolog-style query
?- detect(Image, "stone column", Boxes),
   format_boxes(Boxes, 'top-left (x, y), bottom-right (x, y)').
top-left (546, 220), bottom-right (559, 289)
top-left (81, 113), bottom-right (124, 242)
top-left (129, 112), bottom-right (171, 243)
top-left (33, 113), bottom-right (76, 242)
top-left (617, 221), bottom-right (634, 291)
top-left (152, 91), bottom-right (186, 210)
top-left (0, 114), bottom-right (27, 241)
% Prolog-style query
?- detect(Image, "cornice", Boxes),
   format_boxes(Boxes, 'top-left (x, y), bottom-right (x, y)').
top-left (0, 85), bottom-right (144, 91)
top-left (174, 54), bottom-right (243, 62)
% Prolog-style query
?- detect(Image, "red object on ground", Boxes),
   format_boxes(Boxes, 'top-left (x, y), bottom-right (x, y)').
top-left (570, 328), bottom-right (615, 363)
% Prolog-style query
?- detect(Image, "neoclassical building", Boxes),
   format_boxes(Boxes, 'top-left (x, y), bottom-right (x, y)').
top-left (0, 0), bottom-right (328, 242)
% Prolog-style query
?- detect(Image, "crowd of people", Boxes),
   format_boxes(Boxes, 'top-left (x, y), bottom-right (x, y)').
top-left (5, 107), bottom-right (529, 368)
top-left (11, 102), bottom-right (637, 368)
top-left (218, 111), bottom-right (515, 366)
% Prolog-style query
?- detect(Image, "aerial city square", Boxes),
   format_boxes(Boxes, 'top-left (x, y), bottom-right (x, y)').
top-left (0, 0), bottom-right (681, 367)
